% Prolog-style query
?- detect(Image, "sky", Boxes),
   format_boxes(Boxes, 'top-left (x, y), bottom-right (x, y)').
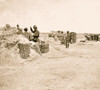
top-left (0, 0), bottom-right (100, 33)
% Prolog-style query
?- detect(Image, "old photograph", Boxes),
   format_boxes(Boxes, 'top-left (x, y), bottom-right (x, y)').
top-left (0, 0), bottom-right (100, 90)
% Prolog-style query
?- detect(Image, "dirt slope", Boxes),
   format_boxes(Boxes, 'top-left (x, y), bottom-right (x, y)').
top-left (0, 40), bottom-right (100, 90)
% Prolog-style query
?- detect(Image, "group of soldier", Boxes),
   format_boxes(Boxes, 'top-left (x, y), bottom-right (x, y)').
top-left (60, 31), bottom-right (73, 48)
top-left (16, 24), bottom-right (74, 49)
top-left (16, 24), bottom-right (40, 43)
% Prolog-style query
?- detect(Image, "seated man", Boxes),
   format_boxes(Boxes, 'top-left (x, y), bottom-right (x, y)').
top-left (23, 28), bottom-right (30, 40)
top-left (30, 25), bottom-right (40, 42)
top-left (16, 24), bottom-right (23, 34)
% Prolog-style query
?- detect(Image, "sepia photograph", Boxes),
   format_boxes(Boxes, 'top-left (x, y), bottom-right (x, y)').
top-left (0, 0), bottom-right (100, 90)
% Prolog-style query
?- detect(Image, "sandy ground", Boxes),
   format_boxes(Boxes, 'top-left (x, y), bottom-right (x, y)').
top-left (0, 41), bottom-right (100, 90)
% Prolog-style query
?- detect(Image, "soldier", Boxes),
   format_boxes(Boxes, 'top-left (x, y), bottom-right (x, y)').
top-left (16, 24), bottom-right (23, 34)
top-left (30, 25), bottom-right (40, 43)
top-left (65, 31), bottom-right (70, 48)
top-left (30, 25), bottom-right (41, 55)
top-left (23, 28), bottom-right (30, 40)
top-left (69, 32), bottom-right (73, 44)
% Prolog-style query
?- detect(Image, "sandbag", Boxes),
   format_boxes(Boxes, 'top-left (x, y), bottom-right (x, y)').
top-left (39, 43), bottom-right (49, 53)
top-left (70, 32), bottom-right (77, 43)
top-left (18, 43), bottom-right (30, 59)
top-left (98, 36), bottom-right (100, 41)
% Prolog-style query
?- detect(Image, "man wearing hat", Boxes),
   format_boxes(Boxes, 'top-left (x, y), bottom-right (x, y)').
top-left (30, 25), bottom-right (40, 42)
top-left (23, 28), bottom-right (30, 40)
top-left (30, 25), bottom-right (41, 55)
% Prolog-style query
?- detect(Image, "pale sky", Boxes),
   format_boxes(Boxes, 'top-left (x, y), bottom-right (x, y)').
top-left (0, 0), bottom-right (100, 33)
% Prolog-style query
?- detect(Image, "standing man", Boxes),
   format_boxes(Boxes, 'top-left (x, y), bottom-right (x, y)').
top-left (30, 25), bottom-right (40, 43)
top-left (65, 31), bottom-right (70, 48)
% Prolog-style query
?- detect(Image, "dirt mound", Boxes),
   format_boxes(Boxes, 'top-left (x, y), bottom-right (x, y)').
top-left (0, 28), bottom-right (64, 65)
top-left (0, 28), bottom-right (40, 66)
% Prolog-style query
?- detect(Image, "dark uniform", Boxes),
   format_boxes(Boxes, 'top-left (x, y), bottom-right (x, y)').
top-left (30, 25), bottom-right (40, 42)
top-left (65, 31), bottom-right (70, 48)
